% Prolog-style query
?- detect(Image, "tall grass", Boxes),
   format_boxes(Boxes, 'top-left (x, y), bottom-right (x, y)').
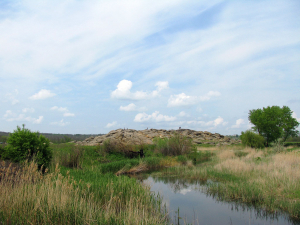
top-left (153, 132), bottom-right (193, 156)
top-left (51, 144), bottom-right (85, 169)
top-left (0, 160), bottom-right (167, 224)
top-left (158, 146), bottom-right (300, 219)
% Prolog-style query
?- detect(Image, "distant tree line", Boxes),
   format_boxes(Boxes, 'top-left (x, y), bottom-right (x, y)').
top-left (0, 131), bottom-right (103, 144)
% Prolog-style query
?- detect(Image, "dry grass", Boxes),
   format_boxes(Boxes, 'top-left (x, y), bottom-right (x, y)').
top-left (0, 161), bottom-right (167, 224)
top-left (160, 146), bottom-right (300, 218)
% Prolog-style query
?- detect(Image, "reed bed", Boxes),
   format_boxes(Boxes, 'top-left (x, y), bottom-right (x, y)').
top-left (0, 161), bottom-right (167, 224)
top-left (158, 147), bottom-right (300, 219)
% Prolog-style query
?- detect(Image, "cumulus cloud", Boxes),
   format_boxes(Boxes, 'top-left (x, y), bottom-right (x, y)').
top-left (168, 93), bottom-right (198, 107)
top-left (231, 119), bottom-right (245, 128)
top-left (168, 91), bottom-right (220, 107)
top-left (106, 121), bottom-right (118, 128)
top-left (29, 89), bottom-right (56, 100)
top-left (51, 106), bottom-right (75, 117)
top-left (119, 103), bottom-right (147, 112)
top-left (50, 119), bottom-right (69, 126)
top-left (111, 80), bottom-right (168, 100)
top-left (134, 111), bottom-right (176, 122)
top-left (3, 110), bottom-right (43, 124)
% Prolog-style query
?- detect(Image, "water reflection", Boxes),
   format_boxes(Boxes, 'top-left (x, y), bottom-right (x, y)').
top-left (135, 175), bottom-right (300, 225)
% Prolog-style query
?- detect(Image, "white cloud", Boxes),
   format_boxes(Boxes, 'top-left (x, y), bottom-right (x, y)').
top-left (51, 106), bottom-right (68, 112)
top-left (199, 91), bottom-right (221, 101)
top-left (168, 93), bottom-right (197, 107)
top-left (3, 110), bottom-right (43, 124)
top-left (106, 121), bottom-right (118, 128)
top-left (231, 118), bottom-right (245, 128)
top-left (63, 112), bottom-right (75, 117)
top-left (5, 89), bottom-right (19, 105)
top-left (51, 106), bottom-right (75, 117)
top-left (22, 108), bottom-right (35, 113)
top-left (29, 89), bottom-right (56, 100)
top-left (111, 80), bottom-right (168, 100)
top-left (168, 91), bottom-right (220, 107)
top-left (292, 112), bottom-right (300, 123)
top-left (119, 103), bottom-right (147, 112)
top-left (32, 116), bottom-right (43, 124)
top-left (50, 119), bottom-right (70, 126)
top-left (134, 111), bottom-right (176, 122)
top-left (178, 111), bottom-right (189, 117)
top-left (179, 188), bottom-right (192, 195)
top-left (185, 116), bottom-right (227, 127)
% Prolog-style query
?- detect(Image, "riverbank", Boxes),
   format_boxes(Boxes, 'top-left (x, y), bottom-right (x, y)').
top-left (155, 146), bottom-right (300, 220)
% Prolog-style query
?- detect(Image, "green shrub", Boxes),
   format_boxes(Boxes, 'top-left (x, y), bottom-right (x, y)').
top-left (177, 155), bottom-right (188, 165)
top-left (240, 130), bottom-right (265, 149)
top-left (153, 132), bottom-right (193, 156)
top-left (2, 125), bottom-right (52, 170)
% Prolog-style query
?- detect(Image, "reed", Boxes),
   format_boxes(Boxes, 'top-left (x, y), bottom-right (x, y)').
top-left (0, 160), bottom-right (167, 224)
top-left (157, 147), bottom-right (300, 219)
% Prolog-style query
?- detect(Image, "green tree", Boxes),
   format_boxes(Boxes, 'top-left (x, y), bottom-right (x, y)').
top-left (249, 106), bottom-right (299, 146)
top-left (3, 125), bottom-right (52, 170)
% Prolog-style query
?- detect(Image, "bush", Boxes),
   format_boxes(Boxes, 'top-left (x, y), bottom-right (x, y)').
top-left (240, 130), bottom-right (265, 149)
top-left (153, 132), bottom-right (193, 156)
top-left (2, 125), bottom-right (52, 170)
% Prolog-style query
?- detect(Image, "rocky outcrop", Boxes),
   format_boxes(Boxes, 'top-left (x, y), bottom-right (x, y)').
top-left (76, 129), bottom-right (240, 146)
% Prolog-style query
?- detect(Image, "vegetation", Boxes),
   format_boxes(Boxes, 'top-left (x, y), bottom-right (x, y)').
top-left (1, 125), bottom-right (300, 223)
top-left (1, 125), bottom-right (52, 170)
top-left (240, 130), bottom-right (265, 148)
top-left (153, 132), bottom-right (193, 156)
top-left (249, 106), bottom-right (299, 145)
top-left (156, 146), bottom-right (300, 219)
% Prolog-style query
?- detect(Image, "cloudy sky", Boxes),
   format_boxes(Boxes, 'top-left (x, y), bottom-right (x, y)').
top-left (1, 0), bottom-right (300, 135)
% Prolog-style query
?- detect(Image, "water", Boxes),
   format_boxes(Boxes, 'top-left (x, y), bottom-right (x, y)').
top-left (139, 175), bottom-right (300, 225)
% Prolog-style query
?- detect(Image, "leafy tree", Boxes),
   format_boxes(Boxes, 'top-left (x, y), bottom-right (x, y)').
top-left (249, 106), bottom-right (299, 146)
top-left (2, 125), bottom-right (52, 170)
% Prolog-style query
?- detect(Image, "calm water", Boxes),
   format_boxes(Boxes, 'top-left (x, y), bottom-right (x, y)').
top-left (139, 176), bottom-right (300, 225)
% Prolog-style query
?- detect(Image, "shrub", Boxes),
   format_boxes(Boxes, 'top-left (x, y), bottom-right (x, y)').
top-left (177, 155), bottom-right (188, 165)
top-left (2, 125), bottom-right (52, 170)
top-left (240, 130), bottom-right (265, 149)
top-left (153, 132), bottom-right (193, 156)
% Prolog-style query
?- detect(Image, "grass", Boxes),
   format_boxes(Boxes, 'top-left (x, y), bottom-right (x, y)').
top-left (0, 143), bottom-right (169, 224)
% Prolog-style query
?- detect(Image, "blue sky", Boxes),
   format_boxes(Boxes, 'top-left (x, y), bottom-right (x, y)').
top-left (1, 0), bottom-right (300, 135)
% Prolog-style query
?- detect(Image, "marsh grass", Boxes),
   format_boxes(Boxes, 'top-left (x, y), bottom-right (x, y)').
top-left (51, 144), bottom-right (85, 169)
top-left (0, 160), bottom-right (167, 224)
top-left (158, 146), bottom-right (300, 219)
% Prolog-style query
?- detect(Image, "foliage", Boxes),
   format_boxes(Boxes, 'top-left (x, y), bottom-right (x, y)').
top-left (2, 125), bottom-right (52, 170)
top-left (153, 132), bottom-right (193, 156)
top-left (248, 106), bottom-right (299, 145)
top-left (0, 135), bottom-right (8, 143)
top-left (240, 130), bottom-right (265, 149)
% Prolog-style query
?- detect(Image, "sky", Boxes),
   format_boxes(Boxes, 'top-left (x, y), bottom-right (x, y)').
top-left (1, 0), bottom-right (300, 135)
